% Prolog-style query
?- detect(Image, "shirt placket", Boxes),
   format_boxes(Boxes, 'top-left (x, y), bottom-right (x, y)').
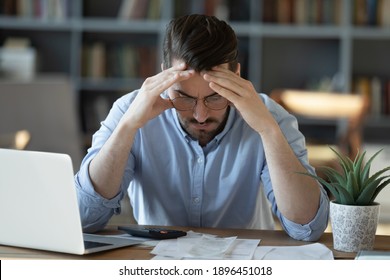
top-left (189, 143), bottom-right (205, 227)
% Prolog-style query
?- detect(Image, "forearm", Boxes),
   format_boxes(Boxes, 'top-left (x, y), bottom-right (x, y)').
top-left (202, 68), bottom-right (323, 225)
top-left (76, 185), bottom-right (118, 233)
top-left (89, 121), bottom-right (137, 199)
top-left (88, 65), bottom-right (195, 198)
top-left (260, 122), bottom-right (321, 224)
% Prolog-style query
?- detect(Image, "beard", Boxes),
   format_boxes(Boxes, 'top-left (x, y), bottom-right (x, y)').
top-left (177, 109), bottom-right (230, 147)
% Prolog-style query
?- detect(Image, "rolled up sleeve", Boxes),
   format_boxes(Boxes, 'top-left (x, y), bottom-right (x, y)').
top-left (74, 92), bottom-right (137, 233)
top-left (278, 190), bottom-right (329, 241)
top-left (74, 158), bottom-right (124, 232)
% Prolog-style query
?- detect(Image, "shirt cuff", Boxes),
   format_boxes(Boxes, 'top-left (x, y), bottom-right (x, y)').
top-left (280, 191), bottom-right (329, 241)
top-left (75, 157), bottom-right (123, 209)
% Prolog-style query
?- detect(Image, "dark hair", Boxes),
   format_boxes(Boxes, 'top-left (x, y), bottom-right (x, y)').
top-left (163, 14), bottom-right (238, 72)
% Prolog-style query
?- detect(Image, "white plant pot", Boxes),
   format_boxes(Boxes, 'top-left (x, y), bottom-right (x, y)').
top-left (329, 201), bottom-right (380, 253)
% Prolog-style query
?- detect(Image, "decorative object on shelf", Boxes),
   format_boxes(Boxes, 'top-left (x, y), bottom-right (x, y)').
top-left (300, 146), bottom-right (390, 252)
top-left (0, 37), bottom-right (36, 80)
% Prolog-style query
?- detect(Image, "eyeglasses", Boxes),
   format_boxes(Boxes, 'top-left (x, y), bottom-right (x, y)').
top-left (170, 95), bottom-right (228, 111)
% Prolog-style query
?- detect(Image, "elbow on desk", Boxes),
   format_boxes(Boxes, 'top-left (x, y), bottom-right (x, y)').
top-left (78, 208), bottom-right (113, 233)
top-left (278, 207), bottom-right (329, 241)
top-left (81, 218), bottom-right (110, 233)
top-left (284, 224), bottom-right (328, 242)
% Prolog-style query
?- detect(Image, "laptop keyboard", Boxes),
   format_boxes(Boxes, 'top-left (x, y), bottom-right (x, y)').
top-left (84, 240), bottom-right (111, 249)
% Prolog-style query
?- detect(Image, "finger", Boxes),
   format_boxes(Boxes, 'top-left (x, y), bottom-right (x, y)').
top-left (208, 65), bottom-right (239, 77)
top-left (204, 67), bottom-right (242, 85)
top-left (208, 81), bottom-right (241, 104)
top-left (143, 67), bottom-right (195, 95)
top-left (203, 72), bottom-right (246, 97)
top-left (157, 63), bottom-right (194, 85)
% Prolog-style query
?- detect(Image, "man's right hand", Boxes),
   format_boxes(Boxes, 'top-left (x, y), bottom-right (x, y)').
top-left (121, 62), bottom-right (195, 130)
top-left (88, 63), bottom-right (194, 199)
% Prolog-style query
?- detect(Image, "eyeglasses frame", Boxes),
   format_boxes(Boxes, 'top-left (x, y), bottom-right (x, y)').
top-left (169, 95), bottom-right (229, 111)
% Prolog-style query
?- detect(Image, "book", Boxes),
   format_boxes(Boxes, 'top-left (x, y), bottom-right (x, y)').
top-left (379, 0), bottom-right (390, 26)
top-left (353, 76), bottom-right (390, 117)
top-left (322, 0), bottom-right (335, 25)
top-left (118, 0), bottom-right (151, 20)
top-left (118, 0), bottom-right (138, 20)
top-left (89, 42), bottom-right (106, 79)
top-left (370, 76), bottom-right (382, 117)
top-left (354, 76), bottom-right (372, 105)
top-left (385, 80), bottom-right (390, 115)
top-left (203, 0), bottom-right (222, 16)
top-left (11, 0), bottom-right (68, 20)
top-left (277, 0), bottom-right (294, 24)
top-left (354, 0), bottom-right (368, 25)
top-left (294, 0), bottom-right (307, 25)
top-left (367, 0), bottom-right (379, 26)
top-left (147, 0), bottom-right (161, 20)
top-left (263, 0), bottom-right (277, 23)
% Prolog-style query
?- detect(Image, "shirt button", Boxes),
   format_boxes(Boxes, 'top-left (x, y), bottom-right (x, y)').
top-left (197, 157), bottom-right (203, 163)
top-left (193, 197), bottom-right (200, 204)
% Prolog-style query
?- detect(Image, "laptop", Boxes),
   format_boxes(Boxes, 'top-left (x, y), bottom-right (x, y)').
top-left (0, 148), bottom-right (142, 255)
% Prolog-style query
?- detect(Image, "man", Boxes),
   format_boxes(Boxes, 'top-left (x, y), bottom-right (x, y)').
top-left (75, 14), bottom-right (329, 241)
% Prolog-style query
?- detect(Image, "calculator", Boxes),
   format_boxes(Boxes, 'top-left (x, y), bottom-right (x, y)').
top-left (118, 226), bottom-right (187, 239)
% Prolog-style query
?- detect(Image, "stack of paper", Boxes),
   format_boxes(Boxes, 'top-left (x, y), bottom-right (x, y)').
top-left (254, 243), bottom-right (334, 260)
top-left (355, 250), bottom-right (390, 260)
top-left (151, 231), bottom-right (260, 260)
top-left (116, 230), bottom-right (334, 260)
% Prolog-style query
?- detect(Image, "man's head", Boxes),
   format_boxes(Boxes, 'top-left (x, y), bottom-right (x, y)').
top-left (163, 14), bottom-right (238, 72)
top-left (163, 15), bottom-right (240, 147)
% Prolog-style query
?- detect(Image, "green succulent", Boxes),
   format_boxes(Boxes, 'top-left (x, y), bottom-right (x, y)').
top-left (301, 146), bottom-right (390, 205)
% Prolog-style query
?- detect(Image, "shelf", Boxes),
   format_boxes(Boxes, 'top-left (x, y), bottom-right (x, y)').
top-left (0, 16), bottom-right (75, 30)
top-left (365, 116), bottom-right (390, 127)
top-left (352, 27), bottom-right (390, 39)
top-left (80, 18), bottom-right (164, 33)
top-left (80, 78), bottom-right (144, 91)
top-left (364, 116), bottom-right (390, 144)
top-left (259, 24), bottom-right (343, 38)
top-left (0, 0), bottom-right (389, 146)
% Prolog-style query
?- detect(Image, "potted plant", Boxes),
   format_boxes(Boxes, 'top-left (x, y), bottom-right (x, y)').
top-left (301, 147), bottom-right (390, 252)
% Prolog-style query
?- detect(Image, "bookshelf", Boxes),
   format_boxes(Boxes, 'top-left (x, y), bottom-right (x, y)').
top-left (1, 0), bottom-right (390, 148)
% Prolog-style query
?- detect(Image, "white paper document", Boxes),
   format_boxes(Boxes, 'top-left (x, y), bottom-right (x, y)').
top-left (355, 250), bottom-right (390, 260)
top-left (151, 231), bottom-right (260, 260)
top-left (147, 230), bottom-right (333, 260)
top-left (253, 243), bottom-right (334, 260)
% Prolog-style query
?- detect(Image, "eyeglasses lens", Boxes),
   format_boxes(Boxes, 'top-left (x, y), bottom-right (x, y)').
top-left (171, 96), bottom-right (227, 111)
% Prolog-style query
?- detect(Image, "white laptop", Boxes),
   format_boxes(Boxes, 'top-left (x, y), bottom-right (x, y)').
top-left (0, 148), bottom-right (141, 255)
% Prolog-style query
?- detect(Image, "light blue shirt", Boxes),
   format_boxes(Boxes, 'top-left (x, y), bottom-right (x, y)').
top-left (75, 90), bottom-right (329, 241)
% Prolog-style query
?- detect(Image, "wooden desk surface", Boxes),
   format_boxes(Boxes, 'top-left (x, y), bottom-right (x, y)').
top-left (1, 226), bottom-right (389, 260)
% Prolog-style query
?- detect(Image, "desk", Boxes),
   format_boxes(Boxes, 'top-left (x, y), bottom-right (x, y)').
top-left (1, 226), bottom-right (390, 260)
